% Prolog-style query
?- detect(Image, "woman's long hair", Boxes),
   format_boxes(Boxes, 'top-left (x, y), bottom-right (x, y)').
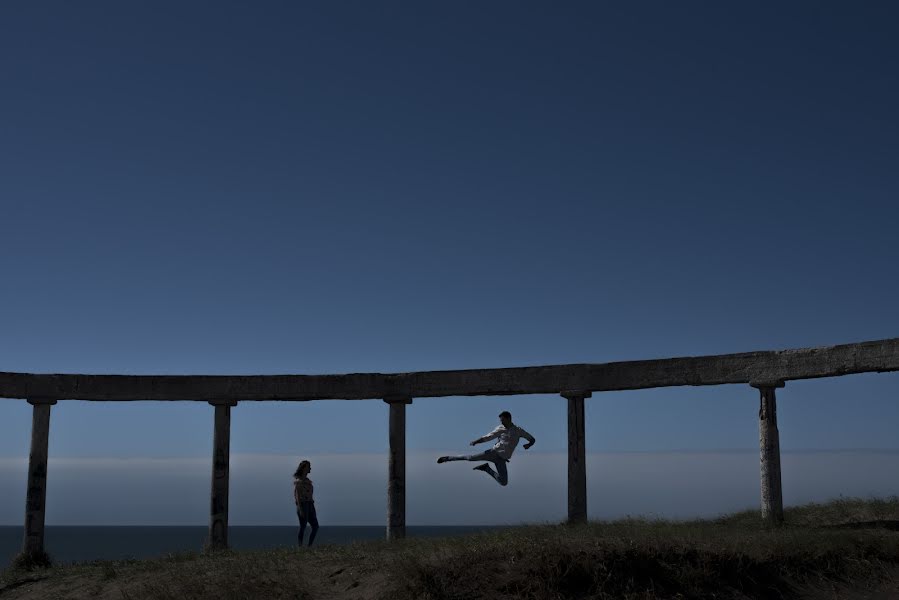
top-left (294, 460), bottom-right (311, 479)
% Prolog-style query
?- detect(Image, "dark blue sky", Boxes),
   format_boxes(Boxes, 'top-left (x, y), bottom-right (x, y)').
top-left (1, 1), bottom-right (898, 517)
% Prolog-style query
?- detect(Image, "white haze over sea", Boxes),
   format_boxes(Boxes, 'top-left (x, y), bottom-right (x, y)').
top-left (1, 451), bottom-right (897, 526)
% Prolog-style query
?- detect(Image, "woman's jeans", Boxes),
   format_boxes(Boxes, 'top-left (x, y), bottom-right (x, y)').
top-left (297, 501), bottom-right (319, 546)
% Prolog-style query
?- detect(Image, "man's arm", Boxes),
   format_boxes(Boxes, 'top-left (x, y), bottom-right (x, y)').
top-left (470, 426), bottom-right (502, 446)
top-left (520, 427), bottom-right (536, 449)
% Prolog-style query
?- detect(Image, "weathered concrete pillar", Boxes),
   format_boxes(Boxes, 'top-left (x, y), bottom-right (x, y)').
top-left (208, 400), bottom-right (237, 550)
top-left (752, 381), bottom-right (784, 525)
top-left (21, 398), bottom-right (57, 560)
top-left (384, 396), bottom-right (412, 540)
top-left (562, 391), bottom-right (591, 524)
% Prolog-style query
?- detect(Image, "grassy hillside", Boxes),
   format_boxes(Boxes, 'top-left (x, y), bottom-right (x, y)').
top-left (2, 497), bottom-right (898, 599)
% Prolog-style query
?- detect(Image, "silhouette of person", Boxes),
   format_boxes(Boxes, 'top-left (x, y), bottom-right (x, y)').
top-left (293, 460), bottom-right (319, 546)
top-left (437, 411), bottom-right (535, 486)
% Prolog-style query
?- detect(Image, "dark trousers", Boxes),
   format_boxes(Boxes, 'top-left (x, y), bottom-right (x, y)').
top-left (445, 449), bottom-right (509, 485)
top-left (297, 501), bottom-right (319, 546)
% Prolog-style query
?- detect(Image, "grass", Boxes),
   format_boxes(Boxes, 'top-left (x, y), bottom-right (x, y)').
top-left (1, 497), bottom-right (898, 599)
top-left (9, 550), bottom-right (52, 571)
top-left (381, 499), bottom-right (899, 599)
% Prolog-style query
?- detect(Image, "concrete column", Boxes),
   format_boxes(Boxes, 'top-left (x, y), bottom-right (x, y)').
top-left (752, 381), bottom-right (784, 525)
top-left (208, 400), bottom-right (238, 550)
top-left (562, 391), bottom-right (591, 524)
top-left (21, 398), bottom-right (57, 560)
top-left (384, 396), bottom-right (412, 540)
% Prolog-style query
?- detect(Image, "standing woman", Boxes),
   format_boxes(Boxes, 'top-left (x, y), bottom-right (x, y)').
top-left (293, 460), bottom-right (319, 546)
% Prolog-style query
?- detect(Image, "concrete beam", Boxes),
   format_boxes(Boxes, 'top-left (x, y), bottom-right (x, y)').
top-left (1, 338), bottom-right (897, 401)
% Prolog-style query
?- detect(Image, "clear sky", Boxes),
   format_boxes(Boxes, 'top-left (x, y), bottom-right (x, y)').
top-left (1, 1), bottom-right (897, 525)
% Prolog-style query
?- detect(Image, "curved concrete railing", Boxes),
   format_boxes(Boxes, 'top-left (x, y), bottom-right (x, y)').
top-left (2, 337), bottom-right (898, 401)
top-left (5, 337), bottom-right (899, 560)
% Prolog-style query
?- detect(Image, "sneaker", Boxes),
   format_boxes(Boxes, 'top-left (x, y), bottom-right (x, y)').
top-left (473, 463), bottom-right (492, 472)
top-left (437, 456), bottom-right (449, 464)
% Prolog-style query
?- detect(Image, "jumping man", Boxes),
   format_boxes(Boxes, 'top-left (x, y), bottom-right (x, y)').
top-left (437, 411), bottom-right (535, 486)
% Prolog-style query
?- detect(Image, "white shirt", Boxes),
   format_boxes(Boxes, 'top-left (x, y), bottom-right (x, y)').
top-left (483, 424), bottom-right (535, 460)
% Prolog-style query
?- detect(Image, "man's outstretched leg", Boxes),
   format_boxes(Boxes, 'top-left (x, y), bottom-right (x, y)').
top-left (438, 450), bottom-right (491, 464)
top-left (438, 451), bottom-right (508, 486)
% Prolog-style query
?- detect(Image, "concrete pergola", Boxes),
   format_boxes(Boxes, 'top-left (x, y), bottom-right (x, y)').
top-left (3, 337), bottom-right (898, 557)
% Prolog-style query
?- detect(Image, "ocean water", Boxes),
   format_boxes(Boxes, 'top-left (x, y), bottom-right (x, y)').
top-left (0, 525), bottom-right (501, 569)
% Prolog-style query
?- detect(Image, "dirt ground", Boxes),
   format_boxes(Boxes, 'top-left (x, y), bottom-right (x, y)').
top-left (3, 563), bottom-right (899, 600)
